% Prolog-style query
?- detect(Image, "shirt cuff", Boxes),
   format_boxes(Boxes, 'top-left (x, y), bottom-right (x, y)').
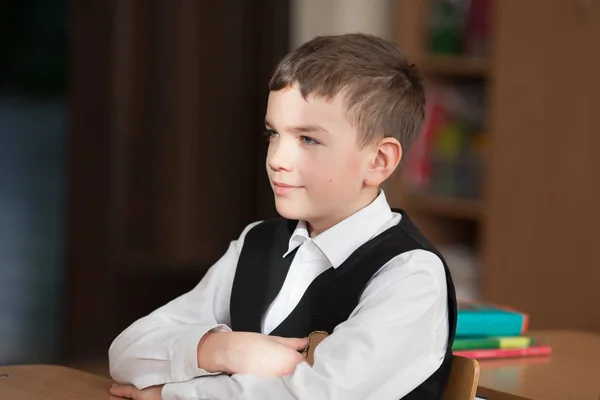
top-left (161, 383), bottom-right (178, 400)
top-left (170, 324), bottom-right (231, 382)
top-left (161, 379), bottom-right (199, 400)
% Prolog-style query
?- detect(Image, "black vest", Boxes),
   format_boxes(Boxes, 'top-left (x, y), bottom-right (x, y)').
top-left (230, 210), bottom-right (457, 400)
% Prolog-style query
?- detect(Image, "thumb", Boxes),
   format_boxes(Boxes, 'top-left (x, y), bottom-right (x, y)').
top-left (272, 336), bottom-right (309, 350)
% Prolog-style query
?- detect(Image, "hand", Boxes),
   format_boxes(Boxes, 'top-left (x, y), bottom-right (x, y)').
top-left (198, 331), bottom-right (308, 377)
top-left (109, 383), bottom-right (164, 400)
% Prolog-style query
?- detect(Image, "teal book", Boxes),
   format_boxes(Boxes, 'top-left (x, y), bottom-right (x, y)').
top-left (456, 302), bottom-right (529, 338)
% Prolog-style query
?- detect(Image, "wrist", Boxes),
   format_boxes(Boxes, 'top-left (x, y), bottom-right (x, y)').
top-left (197, 331), bottom-right (230, 373)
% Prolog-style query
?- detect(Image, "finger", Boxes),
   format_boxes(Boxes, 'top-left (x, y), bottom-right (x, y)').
top-left (273, 336), bottom-right (309, 350)
top-left (272, 336), bottom-right (307, 349)
top-left (109, 383), bottom-right (134, 399)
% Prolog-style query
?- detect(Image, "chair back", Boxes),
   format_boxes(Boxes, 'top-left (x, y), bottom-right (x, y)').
top-left (442, 355), bottom-right (480, 400)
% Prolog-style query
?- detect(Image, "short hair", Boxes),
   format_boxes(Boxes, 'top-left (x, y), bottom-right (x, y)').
top-left (269, 33), bottom-right (425, 151)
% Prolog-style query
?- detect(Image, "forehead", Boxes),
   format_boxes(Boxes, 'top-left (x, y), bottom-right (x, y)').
top-left (266, 84), bottom-right (353, 132)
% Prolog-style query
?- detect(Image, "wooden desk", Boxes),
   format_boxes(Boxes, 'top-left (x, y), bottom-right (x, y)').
top-left (2, 331), bottom-right (599, 400)
top-left (477, 330), bottom-right (600, 400)
top-left (0, 364), bottom-right (117, 400)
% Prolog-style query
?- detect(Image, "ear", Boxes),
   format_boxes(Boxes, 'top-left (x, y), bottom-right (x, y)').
top-left (364, 137), bottom-right (402, 187)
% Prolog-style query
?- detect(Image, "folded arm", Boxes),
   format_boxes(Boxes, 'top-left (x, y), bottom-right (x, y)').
top-left (161, 249), bottom-right (449, 400)
top-left (108, 222), bottom-right (261, 389)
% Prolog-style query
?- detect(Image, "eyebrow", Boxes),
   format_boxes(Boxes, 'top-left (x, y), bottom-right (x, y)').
top-left (265, 119), bottom-right (330, 135)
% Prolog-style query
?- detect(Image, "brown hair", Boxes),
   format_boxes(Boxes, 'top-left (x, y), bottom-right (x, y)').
top-left (269, 33), bottom-right (425, 151)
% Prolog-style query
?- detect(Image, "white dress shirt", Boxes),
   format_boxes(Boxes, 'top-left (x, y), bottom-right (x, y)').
top-left (108, 191), bottom-right (449, 400)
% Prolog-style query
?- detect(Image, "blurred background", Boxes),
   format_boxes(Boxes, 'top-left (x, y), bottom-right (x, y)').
top-left (0, 0), bottom-right (598, 376)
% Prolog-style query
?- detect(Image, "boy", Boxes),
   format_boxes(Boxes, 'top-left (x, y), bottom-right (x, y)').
top-left (109, 33), bottom-right (457, 400)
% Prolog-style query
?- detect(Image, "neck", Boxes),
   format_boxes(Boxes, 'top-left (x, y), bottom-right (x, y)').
top-left (307, 188), bottom-right (379, 238)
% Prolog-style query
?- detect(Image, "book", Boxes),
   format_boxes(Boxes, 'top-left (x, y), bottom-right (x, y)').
top-left (454, 345), bottom-right (552, 360)
top-left (456, 301), bottom-right (529, 337)
top-left (452, 336), bottom-right (533, 351)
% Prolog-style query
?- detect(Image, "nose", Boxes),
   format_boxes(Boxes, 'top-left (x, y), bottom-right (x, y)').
top-left (267, 137), bottom-right (294, 172)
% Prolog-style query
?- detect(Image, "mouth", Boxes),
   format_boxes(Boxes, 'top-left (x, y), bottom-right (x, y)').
top-left (273, 181), bottom-right (299, 188)
top-left (272, 181), bottom-right (301, 195)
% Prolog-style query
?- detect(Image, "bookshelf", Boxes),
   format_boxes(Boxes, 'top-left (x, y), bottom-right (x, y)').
top-left (388, 0), bottom-right (490, 304)
top-left (387, 0), bottom-right (600, 333)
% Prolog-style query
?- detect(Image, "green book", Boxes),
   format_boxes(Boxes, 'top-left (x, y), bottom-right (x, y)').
top-left (452, 336), bottom-right (533, 351)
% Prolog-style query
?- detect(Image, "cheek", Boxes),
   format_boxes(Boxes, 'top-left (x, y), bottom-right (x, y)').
top-left (303, 152), bottom-right (361, 191)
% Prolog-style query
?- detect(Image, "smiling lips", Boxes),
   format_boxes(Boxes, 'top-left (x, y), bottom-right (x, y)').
top-left (272, 181), bottom-right (301, 195)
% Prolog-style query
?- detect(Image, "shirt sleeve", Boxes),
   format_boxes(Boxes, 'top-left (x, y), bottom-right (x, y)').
top-left (161, 249), bottom-right (449, 400)
top-left (108, 221), bottom-right (262, 389)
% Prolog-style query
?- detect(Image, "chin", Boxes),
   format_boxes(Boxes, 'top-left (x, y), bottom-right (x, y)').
top-left (273, 197), bottom-right (309, 221)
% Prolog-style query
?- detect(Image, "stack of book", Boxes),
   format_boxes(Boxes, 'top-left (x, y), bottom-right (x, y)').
top-left (452, 301), bottom-right (552, 360)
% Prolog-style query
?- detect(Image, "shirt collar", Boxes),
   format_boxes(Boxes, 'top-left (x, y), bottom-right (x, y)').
top-left (283, 190), bottom-right (395, 268)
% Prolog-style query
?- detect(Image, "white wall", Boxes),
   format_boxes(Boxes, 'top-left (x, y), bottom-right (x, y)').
top-left (290, 0), bottom-right (396, 49)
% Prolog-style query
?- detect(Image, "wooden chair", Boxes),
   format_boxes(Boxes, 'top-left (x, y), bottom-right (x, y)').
top-left (442, 355), bottom-right (480, 400)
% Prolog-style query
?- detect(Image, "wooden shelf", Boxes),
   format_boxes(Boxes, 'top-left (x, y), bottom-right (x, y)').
top-left (404, 191), bottom-right (483, 220)
top-left (415, 54), bottom-right (489, 78)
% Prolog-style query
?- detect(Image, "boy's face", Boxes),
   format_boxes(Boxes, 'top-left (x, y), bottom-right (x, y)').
top-left (265, 84), bottom-right (378, 234)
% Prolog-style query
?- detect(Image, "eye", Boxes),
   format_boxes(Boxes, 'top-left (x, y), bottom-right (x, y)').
top-left (300, 136), bottom-right (320, 145)
top-left (263, 129), bottom-right (278, 140)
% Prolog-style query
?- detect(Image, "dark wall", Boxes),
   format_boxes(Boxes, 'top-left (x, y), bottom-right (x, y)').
top-left (66, 0), bottom-right (289, 362)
